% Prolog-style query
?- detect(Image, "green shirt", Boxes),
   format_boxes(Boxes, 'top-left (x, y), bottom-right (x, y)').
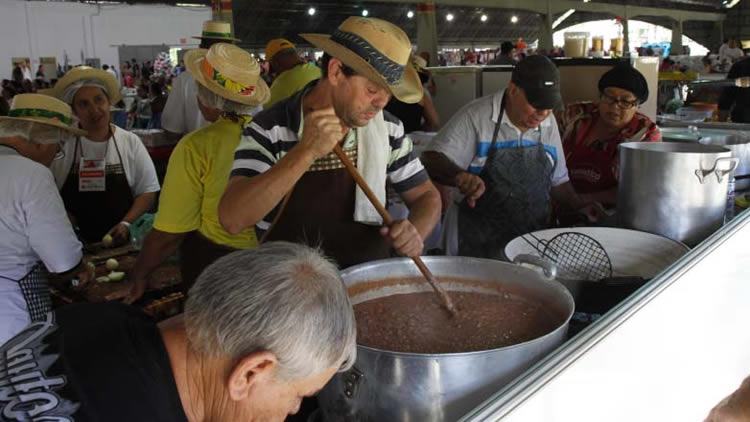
top-left (266, 63), bottom-right (322, 108)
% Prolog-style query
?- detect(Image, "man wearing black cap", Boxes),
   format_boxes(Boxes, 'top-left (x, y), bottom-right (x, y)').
top-left (423, 55), bottom-right (597, 258)
top-left (558, 63), bottom-right (660, 207)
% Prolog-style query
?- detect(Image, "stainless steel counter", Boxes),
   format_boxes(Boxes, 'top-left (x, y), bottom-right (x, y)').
top-left (460, 209), bottom-right (750, 422)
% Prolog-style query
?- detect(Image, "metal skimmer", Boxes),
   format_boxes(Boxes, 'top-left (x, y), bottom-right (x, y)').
top-left (520, 231), bottom-right (613, 281)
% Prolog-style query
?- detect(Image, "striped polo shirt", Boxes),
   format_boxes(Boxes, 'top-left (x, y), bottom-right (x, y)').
top-left (231, 80), bottom-right (429, 232)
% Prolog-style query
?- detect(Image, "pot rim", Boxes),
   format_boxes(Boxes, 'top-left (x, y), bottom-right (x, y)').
top-left (619, 141), bottom-right (731, 154)
top-left (342, 256), bottom-right (575, 358)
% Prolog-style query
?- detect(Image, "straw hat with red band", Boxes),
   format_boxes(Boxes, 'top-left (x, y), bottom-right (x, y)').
top-left (300, 17), bottom-right (423, 104)
top-left (185, 43), bottom-right (269, 106)
top-left (193, 20), bottom-right (241, 42)
top-left (0, 93), bottom-right (87, 136)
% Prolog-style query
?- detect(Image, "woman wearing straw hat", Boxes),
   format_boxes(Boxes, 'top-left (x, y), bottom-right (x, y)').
top-left (44, 66), bottom-right (160, 246)
top-left (124, 43), bottom-right (269, 304)
top-left (0, 94), bottom-right (93, 344)
top-left (162, 20), bottom-right (262, 139)
top-left (220, 16), bottom-right (441, 269)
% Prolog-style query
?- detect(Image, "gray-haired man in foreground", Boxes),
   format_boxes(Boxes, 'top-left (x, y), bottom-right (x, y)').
top-left (0, 241), bottom-right (356, 422)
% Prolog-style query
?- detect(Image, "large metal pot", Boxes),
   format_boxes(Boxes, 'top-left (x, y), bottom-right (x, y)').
top-left (318, 256), bottom-right (574, 422)
top-left (618, 142), bottom-right (737, 247)
top-left (660, 126), bottom-right (750, 190)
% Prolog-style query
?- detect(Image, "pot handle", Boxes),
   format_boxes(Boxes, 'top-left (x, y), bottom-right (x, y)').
top-left (342, 366), bottom-right (364, 399)
top-left (513, 254), bottom-right (558, 279)
top-left (695, 157), bottom-right (740, 184)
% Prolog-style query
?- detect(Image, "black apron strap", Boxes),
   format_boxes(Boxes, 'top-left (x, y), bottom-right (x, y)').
top-left (487, 93), bottom-right (506, 161)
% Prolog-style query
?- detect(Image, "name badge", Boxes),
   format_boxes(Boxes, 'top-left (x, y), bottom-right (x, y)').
top-left (78, 159), bottom-right (106, 192)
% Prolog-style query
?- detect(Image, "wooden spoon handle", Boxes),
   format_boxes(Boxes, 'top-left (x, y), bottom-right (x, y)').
top-left (332, 145), bottom-right (458, 316)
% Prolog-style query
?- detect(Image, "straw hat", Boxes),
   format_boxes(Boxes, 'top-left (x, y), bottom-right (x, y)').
top-left (193, 20), bottom-right (241, 42)
top-left (0, 93), bottom-right (86, 136)
top-left (41, 66), bottom-right (122, 104)
top-left (300, 17), bottom-right (423, 104)
top-left (265, 38), bottom-right (296, 61)
top-left (185, 43), bottom-right (269, 106)
top-left (412, 55), bottom-right (428, 73)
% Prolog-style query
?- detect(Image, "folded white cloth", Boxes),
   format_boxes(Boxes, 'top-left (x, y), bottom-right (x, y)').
top-left (353, 111), bottom-right (390, 225)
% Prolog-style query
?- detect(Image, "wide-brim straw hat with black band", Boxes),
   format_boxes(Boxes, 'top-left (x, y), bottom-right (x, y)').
top-left (192, 20), bottom-right (241, 42)
top-left (0, 93), bottom-right (87, 136)
top-left (185, 43), bottom-right (270, 106)
top-left (40, 66), bottom-right (122, 104)
top-left (301, 17), bottom-right (423, 104)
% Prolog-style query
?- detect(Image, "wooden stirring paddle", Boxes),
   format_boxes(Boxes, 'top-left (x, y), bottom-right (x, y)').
top-left (332, 145), bottom-right (458, 316)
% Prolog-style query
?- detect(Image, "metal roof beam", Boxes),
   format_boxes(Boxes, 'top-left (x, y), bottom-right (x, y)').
top-left (370, 0), bottom-right (725, 21)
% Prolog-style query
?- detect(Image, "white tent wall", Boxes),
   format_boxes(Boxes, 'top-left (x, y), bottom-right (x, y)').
top-left (0, 0), bottom-right (210, 80)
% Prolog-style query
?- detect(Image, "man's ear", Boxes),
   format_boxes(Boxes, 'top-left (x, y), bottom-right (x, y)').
top-left (327, 57), bottom-right (344, 87)
top-left (507, 81), bottom-right (517, 95)
top-left (226, 351), bottom-right (279, 401)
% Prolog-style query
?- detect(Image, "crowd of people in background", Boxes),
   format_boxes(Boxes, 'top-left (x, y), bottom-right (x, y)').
top-left (3, 35), bottom-right (748, 128)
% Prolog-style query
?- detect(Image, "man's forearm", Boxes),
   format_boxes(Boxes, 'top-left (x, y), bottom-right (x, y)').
top-left (130, 229), bottom-right (185, 286)
top-left (421, 151), bottom-right (465, 186)
top-left (406, 189), bottom-right (441, 239)
top-left (219, 146), bottom-right (315, 234)
top-left (123, 192), bottom-right (156, 223)
top-left (400, 180), bottom-right (442, 239)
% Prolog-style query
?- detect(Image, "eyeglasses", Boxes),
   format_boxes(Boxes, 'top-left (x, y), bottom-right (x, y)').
top-left (600, 92), bottom-right (639, 110)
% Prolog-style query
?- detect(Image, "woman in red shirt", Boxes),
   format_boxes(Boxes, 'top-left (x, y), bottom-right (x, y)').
top-left (557, 64), bottom-right (661, 207)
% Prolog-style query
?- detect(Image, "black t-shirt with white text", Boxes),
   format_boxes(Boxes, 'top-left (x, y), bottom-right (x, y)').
top-left (0, 302), bottom-right (188, 422)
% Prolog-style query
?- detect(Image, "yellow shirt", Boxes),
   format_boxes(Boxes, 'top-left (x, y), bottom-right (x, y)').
top-left (154, 116), bottom-right (257, 249)
top-left (267, 63), bottom-right (322, 108)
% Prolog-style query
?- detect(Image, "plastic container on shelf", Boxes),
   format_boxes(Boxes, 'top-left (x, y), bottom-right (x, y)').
top-left (592, 36), bottom-right (604, 52)
top-left (564, 32), bottom-right (590, 58)
top-left (610, 37), bottom-right (624, 57)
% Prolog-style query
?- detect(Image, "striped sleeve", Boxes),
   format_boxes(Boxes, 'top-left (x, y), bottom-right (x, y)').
top-left (231, 121), bottom-right (279, 178)
top-left (383, 113), bottom-right (429, 193)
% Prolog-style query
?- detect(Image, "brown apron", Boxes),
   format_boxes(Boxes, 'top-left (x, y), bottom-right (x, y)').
top-left (178, 231), bottom-right (239, 295)
top-left (263, 146), bottom-right (391, 269)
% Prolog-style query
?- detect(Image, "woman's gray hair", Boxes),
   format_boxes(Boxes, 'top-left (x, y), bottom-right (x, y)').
top-left (0, 120), bottom-right (71, 145)
top-left (184, 241), bottom-right (357, 381)
top-left (195, 82), bottom-right (258, 115)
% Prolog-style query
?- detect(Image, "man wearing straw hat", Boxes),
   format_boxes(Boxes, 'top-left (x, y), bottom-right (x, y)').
top-left (220, 17), bottom-right (441, 269)
top-left (124, 43), bottom-right (270, 304)
top-left (43, 66), bottom-right (160, 246)
top-left (162, 20), bottom-right (262, 138)
top-left (0, 94), bottom-right (93, 345)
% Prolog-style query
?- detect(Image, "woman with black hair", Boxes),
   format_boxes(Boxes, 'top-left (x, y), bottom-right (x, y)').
top-left (557, 64), bottom-right (661, 207)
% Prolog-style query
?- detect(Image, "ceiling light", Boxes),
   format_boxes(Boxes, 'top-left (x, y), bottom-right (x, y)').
top-left (481, 14), bottom-right (488, 22)
top-left (725, 0), bottom-right (740, 7)
top-left (362, 9), bottom-right (369, 16)
top-left (407, 10), bottom-right (414, 19)
top-left (552, 9), bottom-right (576, 29)
top-left (511, 15), bottom-right (519, 24)
top-left (307, 7), bottom-right (316, 16)
top-left (446, 13), bottom-right (454, 22)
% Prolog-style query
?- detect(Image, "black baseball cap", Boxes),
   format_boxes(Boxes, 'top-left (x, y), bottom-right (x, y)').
top-left (511, 55), bottom-right (561, 110)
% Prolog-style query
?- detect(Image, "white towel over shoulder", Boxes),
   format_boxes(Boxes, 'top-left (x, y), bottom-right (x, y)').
top-left (353, 111), bottom-right (390, 225)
